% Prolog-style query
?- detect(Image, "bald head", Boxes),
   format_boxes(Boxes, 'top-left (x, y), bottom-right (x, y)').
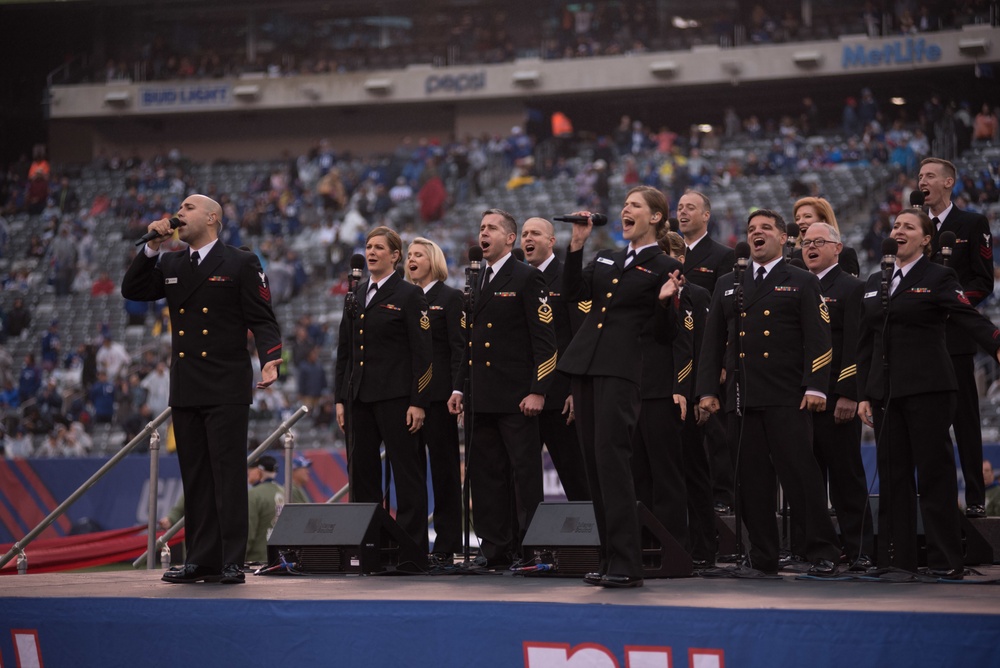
top-left (521, 217), bottom-right (556, 267)
top-left (177, 193), bottom-right (223, 248)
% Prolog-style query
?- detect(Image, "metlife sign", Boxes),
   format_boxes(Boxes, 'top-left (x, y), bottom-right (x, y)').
top-left (139, 84), bottom-right (233, 109)
top-left (842, 38), bottom-right (943, 68)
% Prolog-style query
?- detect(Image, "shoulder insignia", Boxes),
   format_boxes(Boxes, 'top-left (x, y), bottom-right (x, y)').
top-left (538, 296), bottom-right (553, 324)
top-left (956, 290), bottom-right (971, 306)
top-left (420, 310), bottom-right (430, 330)
top-left (819, 301), bottom-right (830, 324)
top-left (578, 300), bottom-right (592, 314)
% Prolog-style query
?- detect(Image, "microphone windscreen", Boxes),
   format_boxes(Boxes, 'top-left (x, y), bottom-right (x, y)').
top-left (468, 246), bottom-right (483, 262)
top-left (788, 258), bottom-right (807, 270)
top-left (786, 222), bottom-right (800, 239)
top-left (909, 190), bottom-right (926, 208)
top-left (591, 213), bottom-right (608, 226)
top-left (735, 241), bottom-right (751, 260)
top-left (881, 238), bottom-right (899, 256)
top-left (168, 216), bottom-right (182, 229)
top-left (939, 231), bottom-right (956, 249)
top-left (512, 248), bottom-right (525, 262)
top-left (350, 254), bottom-right (365, 270)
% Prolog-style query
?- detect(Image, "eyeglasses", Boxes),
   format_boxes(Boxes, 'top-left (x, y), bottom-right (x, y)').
top-left (800, 239), bottom-right (837, 249)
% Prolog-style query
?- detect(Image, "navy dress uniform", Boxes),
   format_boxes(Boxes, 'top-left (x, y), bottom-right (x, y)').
top-left (931, 205), bottom-right (994, 513)
top-left (559, 246), bottom-right (681, 579)
top-left (122, 242), bottom-right (282, 571)
top-left (857, 256), bottom-right (1000, 573)
top-left (538, 255), bottom-right (590, 501)
top-left (419, 280), bottom-right (465, 555)
top-left (335, 272), bottom-right (433, 553)
top-left (696, 260), bottom-right (841, 573)
top-left (457, 256), bottom-right (557, 564)
top-left (682, 235), bottom-right (736, 512)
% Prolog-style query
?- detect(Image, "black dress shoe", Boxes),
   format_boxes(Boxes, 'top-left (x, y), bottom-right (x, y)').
top-left (846, 554), bottom-right (875, 571)
top-left (691, 559), bottom-right (713, 570)
top-left (600, 574), bottom-right (644, 588)
top-left (583, 572), bottom-right (604, 586)
top-left (713, 503), bottom-right (733, 515)
top-left (925, 567), bottom-right (964, 581)
top-left (162, 564), bottom-right (221, 584)
top-left (220, 563), bottom-right (245, 584)
top-left (807, 559), bottom-right (838, 577)
top-left (965, 505), bottom-right (987, 519)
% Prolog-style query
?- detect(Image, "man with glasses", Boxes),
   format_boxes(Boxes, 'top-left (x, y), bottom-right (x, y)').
top-left (799, 222), bottom-right (874, 570)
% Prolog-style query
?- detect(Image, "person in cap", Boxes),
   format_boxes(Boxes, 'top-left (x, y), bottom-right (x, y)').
top-left (291, 454), bottom-right (313, 504)
top-left (246, 455), bottom-right (285, 564)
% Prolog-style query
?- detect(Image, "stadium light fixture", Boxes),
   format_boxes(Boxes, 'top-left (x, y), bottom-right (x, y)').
top-left (364, 78), bottom-right (393, 95)
top-left (103, 91), bottom-right (131, 107)
top-left (649, 61), bottom-right (679, 77)
top-left (512, 70), bottom-right (540, 86)
top-left (793, 51), bottom-right (822, 68)
top-left (232, 84), bottom-right (261, 101)
top-left (958, 38), bottom-right (989, 57)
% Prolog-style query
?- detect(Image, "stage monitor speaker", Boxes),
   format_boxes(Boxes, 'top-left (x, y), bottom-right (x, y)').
top-left (522, 502), bottom-right (692, 578)
top-left (869, 495), bottom-right (993, 566)
top-left (267, 503), bottom-right (427, 574)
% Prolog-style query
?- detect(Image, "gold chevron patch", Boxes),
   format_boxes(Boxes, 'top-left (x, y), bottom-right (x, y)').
top-left (538, 297), bottom-right (553, 324)
top-left (837, 364), bottom-right (857, 383)
top-left (684, 313), bottom-right (694, 331)
top-left (420, 311), bottom-right (430, 330)
top-left (537, 352), bottom-right (558, 381)
top-left (812, 349), bottom-right (832, 372)
top-left (819, 302), bottom-right (830, 324)
top-left (461, 312), bottom-right (467, 329)
top-left (677, 360), bottom-right (693, 383)
top-left (417, 364), bottom-right (433, 393)
top-left (578, 300), bottom-right (592, 314)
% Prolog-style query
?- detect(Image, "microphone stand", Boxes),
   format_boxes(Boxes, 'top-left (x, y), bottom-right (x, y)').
top-left (461, 262), bottom-right (480, 566)
top-left (730, 259), bottom-right (750, 570)
top-left (344, 270), bottom-right (361, 505)
top-left (878, 258), bottom-right (895, 569)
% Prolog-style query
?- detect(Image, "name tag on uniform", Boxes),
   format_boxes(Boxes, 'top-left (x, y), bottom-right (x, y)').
top-left (724, 289), bottom-right (735, 296)
top-left (165, 278), bottom-right (178, 284)
top-left (864, 291), bottom-right (877, 299)
top-left (597, 257), bottom-right (615, 265)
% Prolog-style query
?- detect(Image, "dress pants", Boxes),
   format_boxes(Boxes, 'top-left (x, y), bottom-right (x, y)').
top-left (420, 400), bottom-right (462, 554)
top-left (349, 396), bottom-right (429, 553)
top-left (172, 404), bottom-right (250, 568)
top-left (729, 407), bottom-right (841, 573)
top-left (681, 412), bottom-right (717, 562)
top-left (705, 413), bottom-right (734, 508)
top-left (468, 411), bottom-right (543, 562)
top-left (572, 375), bottom-right (643, 578)
top-left (873, 391), bottom-right (963, 572)
top-left (538, 408), bottom-right (591, 501)
top-left (632, 397), bottom-right (689, 550)
top-left (951, 354), bottom-right (985, 507)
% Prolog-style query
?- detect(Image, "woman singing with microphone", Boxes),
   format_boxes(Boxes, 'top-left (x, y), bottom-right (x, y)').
top-left (557, 185), bottom-right (683, 588)
top-left (405, 237), bottom-right (464, 564)
top-left (335, 226), bottom-right (434, 555)
top-left (857, 209), bottom-right (1000, 580)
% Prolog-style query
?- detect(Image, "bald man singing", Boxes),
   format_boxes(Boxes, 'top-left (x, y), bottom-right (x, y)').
top-left (122, 194), bottom-right (283, 584)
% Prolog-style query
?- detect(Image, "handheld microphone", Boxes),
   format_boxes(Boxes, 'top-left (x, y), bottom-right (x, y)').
top-left (136, 217), bottom-right (181, 246)
top-left (938, 231), bottom-right (956, 267)
top-left (553, 213), bottom-right (608, 226)
top-left (909, 190), bottom-right (926, 210)
top-left (880, 237), bottom-right (898, 310)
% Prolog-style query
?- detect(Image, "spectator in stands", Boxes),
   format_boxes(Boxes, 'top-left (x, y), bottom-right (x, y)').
top-left (96, 336), bottom-right (131, 381)
top-left (3, 426), bottom-right (33, 458)
top-left (246, 454), bottom-right (284, 564)
top-left (5, 297), bottom-right (30, 339)
top-left (295, 346), bottom-right (327, 411)
top-left (50, 224), bottom-right (78, 297)
top-left (291, 454), bottom-right (313, 503)
top-left (36, 377), bottom-right (64, 425)
top-left (0, 379), bottom-right (19, 410)
top-left (17, 353), bottom-right (42, 405)
top-left (88, 370), bottom-right (117, 424)
top-left (974, 103), bottom-right (998, 143)
top-left (140, 360), bottom-right (170, 418)
top-left (91, 271), bottom-right (116, 296)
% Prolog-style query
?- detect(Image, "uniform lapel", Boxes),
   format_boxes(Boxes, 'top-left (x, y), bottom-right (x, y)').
top-left (891, 256), bottom-right (927, 299)
top-left (174, 243), bottom-right (223, 305)
top-left (367, 272), bottom-right (399, 311)
top-left (745, 260), bottom-right (787, 308)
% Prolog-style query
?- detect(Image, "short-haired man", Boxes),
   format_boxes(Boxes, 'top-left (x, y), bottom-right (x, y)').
top-left (697, 209), bottom-right (841, 575)
top-left (677, 190), bottom-right (736, 515)
top-left (448, 209), bottom-right (557, 567)
top-left (520, 217), bottom-right (590, 501)
top-left (799, 222), bottom-right (874, 568)
top-left (920, 157), bottom-right (994, 517)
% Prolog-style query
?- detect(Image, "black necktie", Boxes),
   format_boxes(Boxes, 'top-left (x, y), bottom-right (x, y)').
top-left (482, 266), bottom-right (493, 289)
top-left (366, 282), bottom-right (378, 306)
top-left (932, 217), bottom-right (941, 230)
top-left (625, 250), bottom-right (636, 266)
top-left (190, 251), bottom-right (200, 268)
top-left (755, 266), bottom-right (766, 286)
top-left (890, 268), bottom-right (903, 295)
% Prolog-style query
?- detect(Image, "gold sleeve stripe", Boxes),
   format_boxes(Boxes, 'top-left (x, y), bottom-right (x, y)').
top-left (812, 349), bottom-right (832, 373)
top-left (417, 365), bottom-right (433, 393)
top-left (578, 300), bottom-right (592, 314)
top-left (537, 352), bottom-right (558, 381)
top-left (837, 364), bottom-right (857, 383)
top-left (677, 360), bottom-right (693, 384)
